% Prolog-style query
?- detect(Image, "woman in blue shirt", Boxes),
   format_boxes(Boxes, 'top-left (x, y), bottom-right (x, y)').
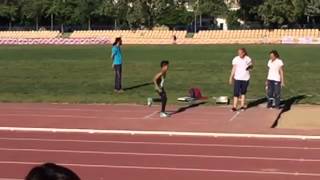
top-left (111, 37), bottom-right (123, 93)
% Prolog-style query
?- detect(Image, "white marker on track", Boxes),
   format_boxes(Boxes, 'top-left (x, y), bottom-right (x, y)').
top-left (229, 111), bottom-right (240, 122)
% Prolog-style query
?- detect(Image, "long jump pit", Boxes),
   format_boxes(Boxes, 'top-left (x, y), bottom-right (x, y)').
top-left (277, 105), bottom-right (320, 130)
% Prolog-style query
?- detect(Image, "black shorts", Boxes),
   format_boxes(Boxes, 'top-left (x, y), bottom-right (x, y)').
top-left (234, 80), bottom-right (249, 97)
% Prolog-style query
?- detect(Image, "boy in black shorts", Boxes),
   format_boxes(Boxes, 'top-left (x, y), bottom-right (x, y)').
top-left (147, 61), bottom-right (170, 118)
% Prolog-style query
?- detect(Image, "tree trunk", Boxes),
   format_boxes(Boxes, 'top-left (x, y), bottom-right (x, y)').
top-left (9, 20), bottom-right (12, 30)
top-left (194, 13), bottom-right (197, 33)
top-left (36, 16), bottom-right (39, 30)
top-left (61, 24), bottom-right (64, 34)
top-left (88, 17), bottom-right (91, 30)
top-left (51, 14), bottom-right (54, 30)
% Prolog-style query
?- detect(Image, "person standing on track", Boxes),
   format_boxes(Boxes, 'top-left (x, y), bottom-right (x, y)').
top-left (111, 37), bottom-right (124, 93)
top-left (147, 61), bottom-right (170, 118)
top-left (266, 50), bottom-right (285, 109)
top-left (229, 48), bottom-right (253, 112)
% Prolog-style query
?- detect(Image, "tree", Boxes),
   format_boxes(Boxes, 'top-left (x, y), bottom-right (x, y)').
top-left (0, 1), bottom-right (18, 30)
top-left (49, 0), bottom-right (78, 33)
top-left (21, 0), bottom-right (50, 30)
top-left (305, 0), bottom-right (320, 24)
top-left (239, 0), bottom-right (263, 22)
top-left (187, 0), bottom-right (227, 31)
top-left (126, 0), bottom-right (150, 28)
top-left (258, 0), bottom-right (297, 27)
top-left (199, 0), bottom-right (228, 18)
top-left (227, 10), bottom-right (240, 29)
top-left (45, 0), bottom-right (60, 30)
top-left (72, 0), bottom-right (103, 30)
top-left (154, 0), bottom-right (191, 28)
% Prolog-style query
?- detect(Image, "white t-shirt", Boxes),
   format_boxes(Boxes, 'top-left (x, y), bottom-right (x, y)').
top-left (267, 58), bottom-right (284, 82)
top-left (232, 56), bottom-right (252, 81)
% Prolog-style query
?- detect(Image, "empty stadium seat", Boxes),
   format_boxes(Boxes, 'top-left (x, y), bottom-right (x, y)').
top-left (190, 29), bottom-right (319, 44)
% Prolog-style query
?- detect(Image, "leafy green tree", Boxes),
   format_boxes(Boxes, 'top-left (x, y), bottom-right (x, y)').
top-left (199, 0), bottom-right (228, 18)
top-left (21, 0), bottom-right (51, 30)
top-left (127, 0), bottom-right (150, 28)
top-left (72, 0), bottom-right (103, 30)
top-left (49, 0), bottom-right (78, 32)
top-left (155, 0), bottom-right (191, 28)
top-left (239, 0), bottom-right (263, 22)
top-left (258, 0), bottom-right (298, 27)
top-left (0, 1), bottom-right (18, 30)
top-left (305, 0), bottom-right (320, 21)
top-left (227, 10), bottom-right (241, 29)
top-left (98, 0), bottom-right (129, 29)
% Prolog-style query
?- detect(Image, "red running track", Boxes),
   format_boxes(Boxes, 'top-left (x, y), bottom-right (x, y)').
top-left (1, 131), bottom-right (320, 180)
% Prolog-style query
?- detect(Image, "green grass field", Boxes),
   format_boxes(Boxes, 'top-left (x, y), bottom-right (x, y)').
top-left (0, 45), bottom-right (319, 104)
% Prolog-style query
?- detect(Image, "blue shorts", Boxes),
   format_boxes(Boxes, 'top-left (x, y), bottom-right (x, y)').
top-left (234, 80), bottom-right (249, 97)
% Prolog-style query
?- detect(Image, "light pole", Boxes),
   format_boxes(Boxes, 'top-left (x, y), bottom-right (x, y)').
top-left (194, 0), bottom-right (200, 33)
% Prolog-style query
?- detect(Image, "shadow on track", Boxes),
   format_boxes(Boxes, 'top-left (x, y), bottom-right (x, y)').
top-left (169, 101), bottom-right (207, 116)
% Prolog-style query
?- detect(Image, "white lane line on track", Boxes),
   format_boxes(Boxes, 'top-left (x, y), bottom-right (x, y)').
top-left (0, 178), bottom-right (22, 180)
top-left (143, 111), bottom-right (159, 119)
top-left (0, 147), bottom-right (319, 162)
top-left (1, 127), bottom-right (320, 140)
top-left (0, 137), bottom-right (319, 150)
top-left (1, 161), bottom-right (320, 177)
top-left (229, 111), bottom-right (240, 122)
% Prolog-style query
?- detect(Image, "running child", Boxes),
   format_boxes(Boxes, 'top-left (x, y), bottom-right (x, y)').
top-left (266, 50), bottom-right (285, 109)
top-left (147, 60), bottom-right (170, 118)
top-left (229, 48), bottom-right (253, 112)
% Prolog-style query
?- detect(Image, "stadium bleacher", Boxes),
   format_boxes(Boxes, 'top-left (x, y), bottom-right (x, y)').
top-left (68, 29), bottom-right (319, 44)
top-left (70, 30), bottom-right (187, 44)
top-left (191, 29), bottom-right (320, 44)
top-left (0, 29), bottom-right (319, 45)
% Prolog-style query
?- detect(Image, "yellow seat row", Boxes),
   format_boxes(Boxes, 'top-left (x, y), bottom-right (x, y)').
top-left (0, 29), bottom-right (318, 44)
top-left (70, 30), bottom-right (187, 39)
top-left (194, 29), bottom-right (319, 39)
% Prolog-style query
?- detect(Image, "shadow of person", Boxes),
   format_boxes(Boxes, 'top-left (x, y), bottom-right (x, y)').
top-left (169, 101), bottom-right (207, 116)
top-left (271, 95), bottom-right (307, 128)
top-left (247, 97), bottom-right (268, 109)
top-left (123, 82), bottom-right (153, 91)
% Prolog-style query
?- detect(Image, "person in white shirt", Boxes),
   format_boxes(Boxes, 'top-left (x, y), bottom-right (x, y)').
top-left (229, 48), bottom-right (253, 112)
top-left (266, 50), bottom-right (285, 109)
